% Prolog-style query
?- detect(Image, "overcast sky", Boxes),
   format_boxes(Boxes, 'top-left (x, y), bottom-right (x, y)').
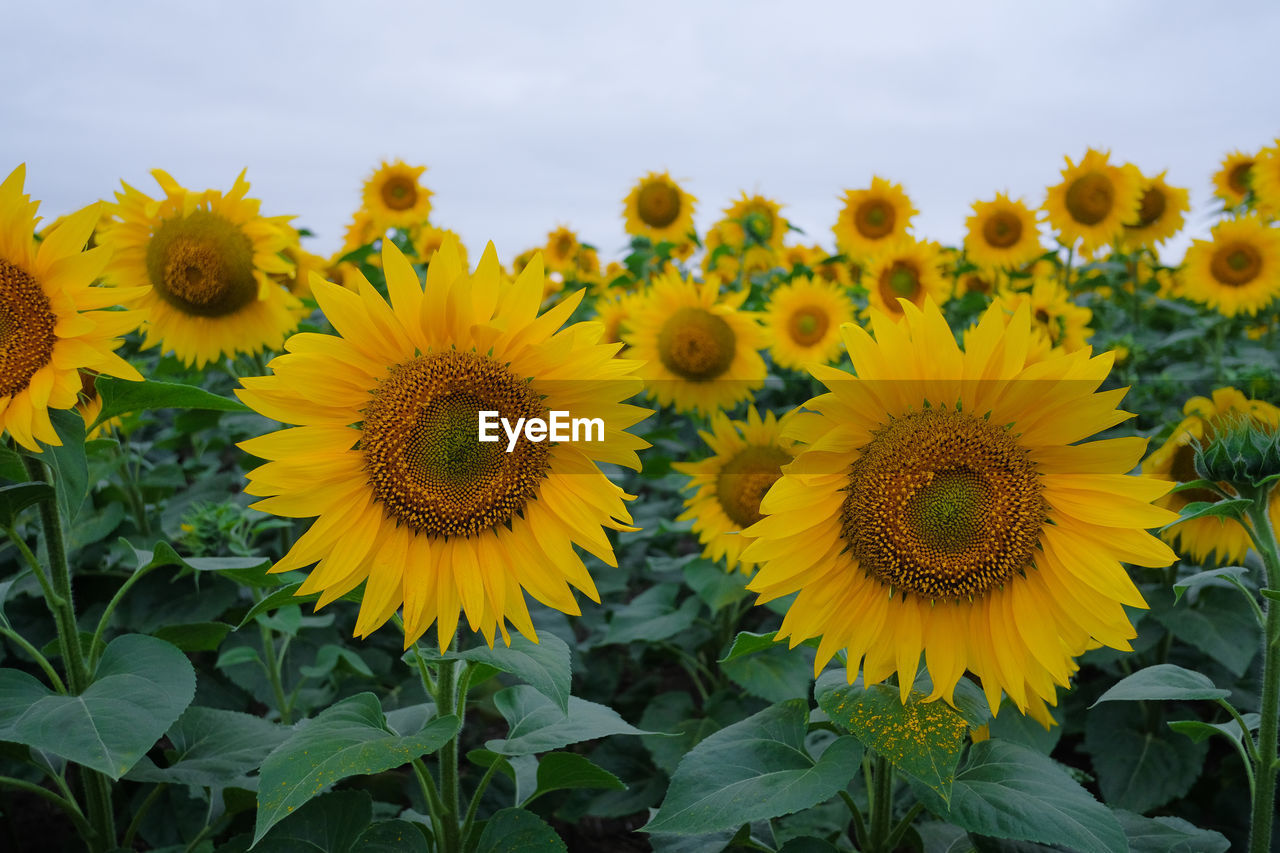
top-left (5, 1), bottom-right (1279, 266)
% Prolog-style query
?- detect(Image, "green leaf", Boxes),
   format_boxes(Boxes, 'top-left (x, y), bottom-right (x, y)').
top-left (1084, 703), bottom-right (1207, 814)
top-left (485, 685), bottom-right (649, 756)
top-left (720, 631), bottom-right (783, 662)
top-left (1172, 566), bottom-right (1252, 604)
top-left (600, 584), bottom-right (701, 645)
top-left (0, 634), bottom-right (195, 779)
top-left (987, 700), bottom-right (1060, 755)
top-left (41, 408), bottom-right (89, 522)
top-left (475, 808), bottom-right (566, 853)
top-left (1262, 588), bottom-right (1280, 602)
top-left (449, 632), bottom-right (571, 713)
top-left (216, 646), bottom-right (262, 670)
top-left (252, 789), bottom-right (373, 853)
top-left (1163, 499), bottom-right (1253, 530)
top-left (721, 637), bottom-right (814, 704)
top-left (0, 482), bottom-right (53, 528)
top-left (912, 739), bottom-right (1125, 853)
top-left (126, 706), bottom-right (288, 787)
top-left (254, 693), bottom-right (459, 842)
top-left (683, 558), bottom-right (748, 613)
top-left (1114, 809), bottom-right (1230, 853)
top-left (126, 539), bottom-right (272, 579)
top-left (236, 584), bottom-right (307, 629)
top-left (644, 699), bottom-right (863, 835)
top-left (1168, 713), bottom-right (1259, 745)
top-left (525, 752), bottom-right (625, 804)
top-left (816, 673), bottom-right (984, 804)
top-left (1092, 664), bottom-right (1230, 706)
top-left (354, 820), bottom-right (429, 853)
top-left (1152, 586), bottom-right (1260, 677)
top-left (299, 644), bottom-right (375, 679)
top-left (151, 621), bottom-right (232, 653)
top-left (92, 375), bottom-right (248, 429)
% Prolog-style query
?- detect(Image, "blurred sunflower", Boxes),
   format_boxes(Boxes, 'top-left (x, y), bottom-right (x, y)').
top-left (274, 226), bottom-right (328, 298)
top-left (964, 194), bottom-right (1043, 271)
top-left (1251, 142), bottom-right (1280, 218)
top-left (1143, 388), bottom-right (1280, 564)
top-left (411, 223), bottom-right (467, 269)
top-left (0, 166), bottom-right (144, 451)
top-left (1043, 149), bottom-right (1141, 253)
top-left (625, 270), bottom-right (766, 416)
top-left (675, 407), bottom-right (795, 573)
top-left (1213, 150), bottom-right (1255, 207)
top-left (725, 193), bottom-right (787, 249)
top-left (543, 226), bottom-right (579, 273)
top-left (593, 290), bottom-right (643, 346)
top-left (1182, 216), bottom-right (1280, 317)
top-left (742, 299), bottom-right (1177, 724)
top-left (995, 279), bottom-right (1092, 353)
top-left (624, 171), bottom-right (696, 244)
top-left (361, 160), bottom-right (432, 232)
top-left (834, 177), bottom-right (917, 259)
top-left (340, 210), bottom-right (379, 255)
top-left (100, 169), bottom-right (301, 368)
top-left (1122, 171), bottom-right (1189, 249)
top-left (863, 237), bottom-right (949, 319)
top-left (237, 238), bottom-right (649, 649)
top-left (762, 276), bottom-right (853, 370)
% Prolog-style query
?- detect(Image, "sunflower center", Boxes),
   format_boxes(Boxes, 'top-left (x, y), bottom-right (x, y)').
top-left (637, 181), bottom-right (682, 229)
top-left (554, 235), bottom-right (574, 258)
top-left (360, 350), bottom-right (550, 537)
top-left (1228, 162), bottom-right (1253, 195)
top-left (1134, 187), bottom-right (1167, 226)
top-left (145, 210), bottom-right (258, 317)
top-left (855, 200), bottom-right (895, 239)
top-left (877, 262), bottom-right (921, 312)
top-left (380, 176), bottom-right (419, 211)
top-left (657, 306), bottom-right (737, 381)
top-left (1064, 172), bottom-right (1115, 226)
top-left (0, 259), bottom-right (58, 398)
top-left (1210, 242), bottom-right (1262, 286)
top-left (716, 445), bottom-right (792, 528)
top-left (982, 211), bottom-right (1023, 248)
top-left (840, 408), bottom-right (1046, 600)
top-left (788, 306), bottom-right (830, 346)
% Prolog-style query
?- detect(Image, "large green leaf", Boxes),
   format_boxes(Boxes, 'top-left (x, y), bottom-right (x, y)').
top-left (450, 632), bottom-right (571, 713)
top-left (721, 636), bottom-right (814, 704)
top-left (816, 671), bottom-right (984, 804)
top-left (1092, 664), bottom-right (1229, 705)
top-left (683, 557), bottom-right (749, 613)
top-left (485, 685), bottom-right (649, 756)
top-left (1172, 565), bottom-right (1252, 605)
top-left (475, 808), bottom-right (567, 853)
top-left (525, 752), bottom-right (625, 804)
top-left (1084, 703), bottom-right (1208, 814)
top-left (254, 693), bottom-right (460, 843)
top-left (124, 539), bottom-right (272, 580)
top-left (0, 634), bottom-right (194, 779)
top-left (912, 739), bottom-right (1125, 853)
top-left (600, 584), bottom-right (701, 645)
top-left (126, 706), bottom-right (288, 788)
top-left (1152, 587), bottom-right (1260, 677)
top-left (248, 789), bottom-right (373, 853)
top-left (1114, 809), bottom-right (1230, 853)
top-left (644, 699), bottom-right (863, 835)
top-left (0, 482), bottom-right (53, 528)
top-left (91, 375), bottom-right (248, 429)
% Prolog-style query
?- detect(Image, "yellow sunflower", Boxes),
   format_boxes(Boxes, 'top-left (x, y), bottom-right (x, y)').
top-left (994, 279), bottom-right (1093, 353)
top-left (742, 299), bottom-right (1178, 724)
top-left (274, 226), bottom-right (328, 298)
top-left (863, 237), bottom-right (950, 319)
top-left (1043, 149), bottom-right (1142, 254)
top-left (1181, 216), bottom-right (1280, 317)
top-left (340, 210), bottom-right (379, 255)
top-left (1213, 150), bottom-right (1255, 207)
top-left (361, 160), bottom-right (432, 232)
top-left (623, 171), bottom-right (697, 244)
top-left (100, 169), bottom-right (301, 369)
top-left (542, 226), bottom-right (579, 274)
top-left (724, 193), bottom-right (787, 249)
top-left (1122, 171), bottom-right (1190, 249)
top-left (0, 167), bottom-right (144, 451)
top-left (237, 238), bottom-right (649, 649)
top-left (674, 407), bottom-right (796, 573)
top-left (411, 223), bottom-right (467, 269)
top-left (625, 270), bottom-right (766, 416)
top-left (762, 276), bottom-right (853, 370)
top-left (964, 194), bottom-right (1043, 271)
top-left (593, 290), bottom-right (644, 346)
top-left (834, 177), bottom-right (917, 260)
top-left (1251, 142), bottom-right (1280, 219)
top-left (1143, 388), bottom-right (1280, 565)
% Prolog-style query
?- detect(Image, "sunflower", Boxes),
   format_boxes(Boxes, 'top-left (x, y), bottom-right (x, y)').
top-left (1143, 388), bottom-right (1280, 565)
top-left (1122, 171), bottom-right (1190, 249)
top-left (742, 299), bottom-right (1178, 723)
top-left (411, 223), bottom-right (467, 269)
top-left (762, 276), bottom-right (853, 370)
top-left (964, 194), bottom-right (1043, 271)
top-left (340, 210), bottom-right (379, 255)
top-left (274, 226), bottom-right (328, 298)
top-left (593, 290), bottom-right (643, 346)
top-left (724, 193), bottom-right (787, 249)
top-left (623, 171), bottom-right (697, 244)
top-left (1213, 150), bottom-right (1255, 208)
top-left (625, 270), bottom-right (766, 416)
top-left (100, 169), bottom-right (301, 369)
top-left (834, 177), bottom-right (917, 260)
top-left (994, 279), bottom-right (1093, 353)
top-left (237, 238), bottom-right (649, 648)
top-left (0, 165), bottom-right (144, 451)
top-left (542, 226), bottom-right (579, 274)
top-left (1181, 216), bottom-right (1280, 317)
top-left (1043, 149), bottom-right (1142, 254)
top-left (674, 407), bottom-right (796, 573)
top-left (361, 160), bottom-right (432, 232)
top-left (863, 237), bottom-right (950, 319)
top-left (1251, 142), bottom-right (1280, 219)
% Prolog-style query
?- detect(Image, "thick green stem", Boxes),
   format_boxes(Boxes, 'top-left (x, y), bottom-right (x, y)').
top-left (1248, 498), bottom-right (1280, 853)
top-left (435, 644), bottom-right (462, 853)
top-left (868, 755), bottom-right (895, 853)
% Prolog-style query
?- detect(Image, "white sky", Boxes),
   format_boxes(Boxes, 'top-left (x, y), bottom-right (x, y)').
top-left (5, 1), bottom-right (1279, 265)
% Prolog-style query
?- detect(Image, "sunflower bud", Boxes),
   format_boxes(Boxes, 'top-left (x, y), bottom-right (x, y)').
top-left (1192, 414), bottom-right (1280, 494)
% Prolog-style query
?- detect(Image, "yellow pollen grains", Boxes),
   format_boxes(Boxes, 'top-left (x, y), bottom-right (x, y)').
top-left (0, 259), bottom-right (58, 398)
top-left (656, 306), bottom-right (737, 381)
top-left (360, 350), bottom-right (550, 537)
top-left (840, 409), bottom-right (1046, 600)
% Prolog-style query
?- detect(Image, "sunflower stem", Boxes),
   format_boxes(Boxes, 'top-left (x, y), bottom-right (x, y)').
top-left (1247, 495), bottom-right (1280, 853)
top-left (253, 590), bottom-right (293, 725)
top-left (868, 754), bottom-right (895, 853)
top-left (433, 638), bottom-right (463, 853)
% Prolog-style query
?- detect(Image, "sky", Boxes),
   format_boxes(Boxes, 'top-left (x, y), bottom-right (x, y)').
top-left (5, 0), bottom-right (1279, 265)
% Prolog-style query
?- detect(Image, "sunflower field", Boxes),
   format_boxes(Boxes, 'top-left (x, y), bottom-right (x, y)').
top-left (2, 146), bottom-right (1280, 853)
